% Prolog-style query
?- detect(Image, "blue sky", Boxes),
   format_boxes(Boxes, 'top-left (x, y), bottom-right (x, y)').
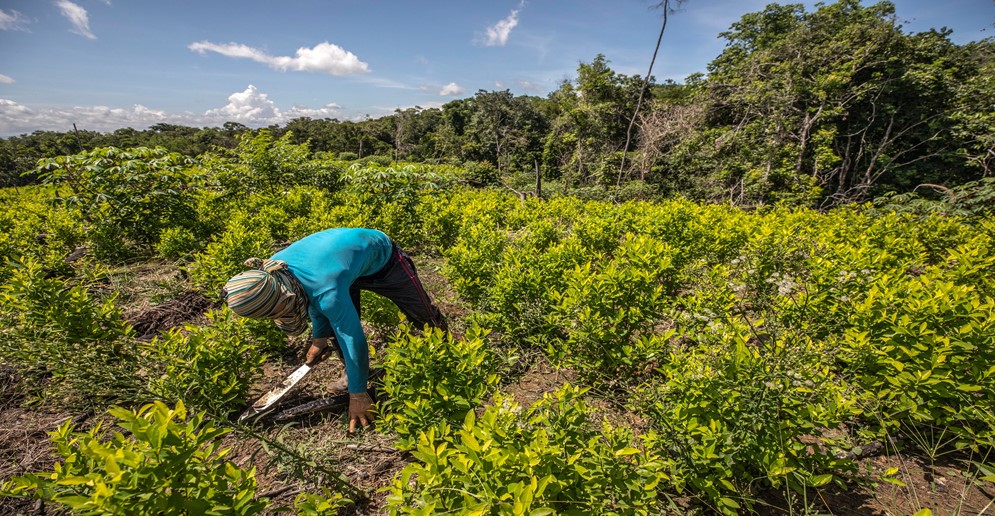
top-left (0, 0), bottom-right (991, 137)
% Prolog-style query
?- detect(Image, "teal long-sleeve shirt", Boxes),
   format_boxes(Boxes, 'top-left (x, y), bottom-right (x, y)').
top-left (271, 228), bottom-right (392, 393)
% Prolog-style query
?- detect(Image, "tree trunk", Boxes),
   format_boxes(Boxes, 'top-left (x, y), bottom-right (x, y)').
top-left (535, 159), bottom-right (542, 198)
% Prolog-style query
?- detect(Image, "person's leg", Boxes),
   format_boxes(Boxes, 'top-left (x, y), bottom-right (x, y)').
top-left (353, 242), bottom-right (447, 331)
top-left (349, 284), bottom-right (362, 321)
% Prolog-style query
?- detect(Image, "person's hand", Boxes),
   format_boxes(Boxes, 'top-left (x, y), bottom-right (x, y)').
top-left (305, 338), bottom-right (328, 366)
top-left (348, 392), bottom-right (374, 433)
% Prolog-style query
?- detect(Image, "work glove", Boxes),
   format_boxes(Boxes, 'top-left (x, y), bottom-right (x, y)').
top-left (348, 392), bottom-right (374, 433)
top-left (305, 337), bottom-right (329, 366)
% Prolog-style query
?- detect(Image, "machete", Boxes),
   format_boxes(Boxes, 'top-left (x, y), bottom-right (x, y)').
top-left (238, 339), bottom-right (344, 422)
top-left (238, 363), bottom-right (313, 422)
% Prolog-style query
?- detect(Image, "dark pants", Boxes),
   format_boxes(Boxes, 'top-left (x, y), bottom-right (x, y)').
top-left (349, 241), bottom-right (448, 332)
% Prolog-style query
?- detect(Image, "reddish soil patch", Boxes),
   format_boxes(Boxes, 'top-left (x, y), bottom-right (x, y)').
top-left (851, 452), bottom-right (995, 515)
top-left (503, 354), bottom-right (578, 408)
top-left (755, 450), bottom-right (995, 515)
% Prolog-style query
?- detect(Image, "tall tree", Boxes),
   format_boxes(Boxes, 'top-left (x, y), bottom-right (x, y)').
top-left (543, 55), bottom-right (647, 187)
top-left (466, 90), bottom-right (546, 175)
top-left (656, 0), bottom-right (989, 206)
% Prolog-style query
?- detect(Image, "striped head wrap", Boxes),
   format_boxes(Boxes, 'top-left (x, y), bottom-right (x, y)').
top-left (223, 258), bottom-right (310, 336)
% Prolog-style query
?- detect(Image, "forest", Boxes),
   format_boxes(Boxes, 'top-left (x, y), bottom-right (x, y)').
top-left (1, 1), bottom-right (994, 515)
top-left (2, 0), bottom-right (992, 209)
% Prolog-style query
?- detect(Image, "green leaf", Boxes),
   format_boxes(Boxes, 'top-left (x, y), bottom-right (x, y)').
top-left (769, 465), bottom-right (797, 477)
top-left (809, 473), bottom-right (833, 487)
top-left (719, 497), bottom-right (741, 509)
top-left (463, 433), bottom-right (481, 452)
top-left (55, 475), bottom-right (92, 486)
top-left (956, 384), bottom-right (983, 392)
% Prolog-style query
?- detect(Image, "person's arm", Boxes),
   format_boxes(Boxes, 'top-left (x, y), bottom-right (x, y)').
top-left (320, 295), bottom-right (368, 393)
top-left (305, 304), bottom-right (335, 365)
top-left (318, 290), bottom-right (375, 431)
top-left (309, 303), bottom-right (332, 340)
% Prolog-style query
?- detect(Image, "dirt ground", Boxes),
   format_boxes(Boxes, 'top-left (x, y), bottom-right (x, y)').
top-left (2, 256), bottom-right (994, 515)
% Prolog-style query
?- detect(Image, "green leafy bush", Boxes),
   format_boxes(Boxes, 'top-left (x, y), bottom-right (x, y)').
top-left (340, 163), bottom-right (457, 246)
top-left (145, 309), bottom-right (269, 417)
top-left (839, 248), bottom-right (995, 446)
top-left (387, 385), bottom-right (673, 515)
top-left (0, 187), bottom-right (86, 280)
top-left (414, 192), bottom-right (462, 253)
top-left (34, 146), bottom-right (198, 258)
top-left (0, 401), bottom-right (268, 515)
top-left (0, 257), bottom-right (137, 405)
top-left (461, 160), bottom-right (498, 186)
top-left (155, 226), bottom-right (202, 260)
top-left (187, 220), bottom-right (272, 297)
top-left (611, 179), bottom-right (659, 201)
top-left (310, 159), bottom-right (345, 193)
top-left (637, 324), bottom-right (854, 514)
top-left (353, 154), bottom-right (392, 167)
top-left (202, 130), bottom-right (320, 197)
top-left (484, 232), bottom-right (585, 349)
top-left (871, 177), bottom-right (995, 219)
top-left (293, 488), bottom-right (352, 516)
top-left (379, 325), bottom-right (501, 446)
top-left (549, 234), bottom-right (677, 385)
top-left (569, 200), bottom-right (629, 256)
top-left (361, 290), bottom-right (402, 339)
top-left (725, 222), bottom-right (815, 312)
top-left (442, 221), bottom-right (508, 305)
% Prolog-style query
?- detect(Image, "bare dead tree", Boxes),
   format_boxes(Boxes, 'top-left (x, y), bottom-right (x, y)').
top-left (616, 0), bottom-right (687, 188)
top-left (636, 102), bottom-right (705, 179)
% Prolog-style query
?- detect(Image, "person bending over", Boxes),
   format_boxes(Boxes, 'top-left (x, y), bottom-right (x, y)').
top-left (223, 227), bottom-right (447, 432)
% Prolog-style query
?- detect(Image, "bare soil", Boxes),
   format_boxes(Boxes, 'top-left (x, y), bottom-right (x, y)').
top-left (2, 256), bottom-right (994, 515)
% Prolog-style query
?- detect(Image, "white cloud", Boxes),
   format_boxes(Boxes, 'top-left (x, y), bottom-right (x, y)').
top-left (0, 98), bottom-right (170, 136)
top-left (475, 7), bottom-right (521, 47)
top-left (0, 9), bottom-right (31, 31)
top-left (0, 98), bottom-right (31, 115)
top-left (438, 82), bottom-right (464, 96)
top-left (495, 81), bottom-right (506, 89)
top-left (517, 80), bottom-right (545, 94)
top-left (0, 86), bottom-right (348, 137)
top-left (0, 75), bottom-right (15, 84)
top-left (204, 84), bottom-right (278, 121)
top-left (55, 0), bottom-right (96, 39)
top-left (284, 103), bottom-right (343, 119)
top-left (189, 41), bottom-right (369, 75)
top-left (202, 86), bottom-right (344, 122)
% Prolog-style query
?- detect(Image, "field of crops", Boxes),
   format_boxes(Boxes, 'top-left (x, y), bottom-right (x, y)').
top-left (1, 145), bottom-right (994, 515)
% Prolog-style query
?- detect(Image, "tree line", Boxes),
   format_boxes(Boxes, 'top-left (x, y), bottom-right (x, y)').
top-left (2, 0), bottom-right (991, 208)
